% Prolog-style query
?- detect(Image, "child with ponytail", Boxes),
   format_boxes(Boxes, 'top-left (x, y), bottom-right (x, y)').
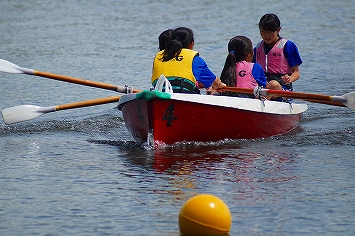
top-left (220, 36), bottom-right (276, 98)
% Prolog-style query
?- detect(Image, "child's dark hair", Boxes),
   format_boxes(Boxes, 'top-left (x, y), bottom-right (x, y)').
top-left (161, 27), bottom-right (194, 62)
top-left (158, 29), bottom-right (173, 51)
top-left (258, 13), bottom-right (281, 32)
top-left (220, 36), bottom-right (253, 95)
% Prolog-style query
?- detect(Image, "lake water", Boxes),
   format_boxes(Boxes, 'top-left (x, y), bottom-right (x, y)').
top-left (1, 0), bottom-right (355, 235)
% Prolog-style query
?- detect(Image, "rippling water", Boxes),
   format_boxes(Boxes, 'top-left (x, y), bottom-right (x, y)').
top-left (1, 0), bottom-right (355, 235)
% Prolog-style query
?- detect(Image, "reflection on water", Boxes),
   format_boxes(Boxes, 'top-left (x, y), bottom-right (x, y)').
top-left (91, 138), bottom-right (302, 205)
top-left (152, 145), bottom-right (227, 173)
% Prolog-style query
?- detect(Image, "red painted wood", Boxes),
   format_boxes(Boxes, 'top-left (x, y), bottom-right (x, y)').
top-left (122, 98), bottom-right (303, 144)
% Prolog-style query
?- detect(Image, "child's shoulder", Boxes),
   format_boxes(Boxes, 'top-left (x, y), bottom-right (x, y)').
top-left (284, 39), bottom-right (298, 46)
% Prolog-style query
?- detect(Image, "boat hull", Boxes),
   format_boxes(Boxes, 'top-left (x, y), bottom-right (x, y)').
top-left (119, 91), bottom-right (307, 144)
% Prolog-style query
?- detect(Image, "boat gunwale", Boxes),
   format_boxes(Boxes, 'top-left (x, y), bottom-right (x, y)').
top-left (118, 90), bottom-right (308, 115)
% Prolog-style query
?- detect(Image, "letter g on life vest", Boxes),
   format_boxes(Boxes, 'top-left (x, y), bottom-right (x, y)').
top-left (238, 70), bottom-right (247, 77)
top-left (175, 55), bottom-right (183, 61)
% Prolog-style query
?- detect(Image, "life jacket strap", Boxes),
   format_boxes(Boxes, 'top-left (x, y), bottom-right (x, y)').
top-left (168, 78), bottom-right (200, 94)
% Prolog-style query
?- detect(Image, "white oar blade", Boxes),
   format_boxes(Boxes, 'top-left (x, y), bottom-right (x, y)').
top-left (344, 92), bottom-right (355, 110)
top-left (0, 59), bottom-right (34, 74)
top-left (0, 59), bottom-right (24, 74)
top-left (2, 105), bottom-right (55, 125)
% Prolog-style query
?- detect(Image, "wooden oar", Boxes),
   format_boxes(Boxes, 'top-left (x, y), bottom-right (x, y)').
top-left (303, 99), bottom-right (346, 107)
top-left (0, 59), bottom-right (141, 93)
top-left (2, 95), bottom-right (122, 125)
top-left (218, 87), bottom-right (355, 110)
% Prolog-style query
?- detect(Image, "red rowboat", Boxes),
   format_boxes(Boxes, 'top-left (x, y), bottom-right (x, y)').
top-left (117, 88), bottom-right (308, 145)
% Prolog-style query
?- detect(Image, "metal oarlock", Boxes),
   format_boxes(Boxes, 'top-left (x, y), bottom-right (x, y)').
top-left (253, 86), bottom-right (260, 98)
top-left (124, 84), bottom-right (134, 94)
top-left (254, 86), bottom-right (269, 99)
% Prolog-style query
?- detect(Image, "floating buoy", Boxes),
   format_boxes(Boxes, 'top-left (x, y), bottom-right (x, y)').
top-left (179, 194), bottom-right (232, 235)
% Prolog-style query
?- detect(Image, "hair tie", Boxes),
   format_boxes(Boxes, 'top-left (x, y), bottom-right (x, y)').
top-left (229, 50), bottom-right (235, 55)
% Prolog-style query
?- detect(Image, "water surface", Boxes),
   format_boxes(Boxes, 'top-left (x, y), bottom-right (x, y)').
top-left (1, 0), bottom-right (355, 235)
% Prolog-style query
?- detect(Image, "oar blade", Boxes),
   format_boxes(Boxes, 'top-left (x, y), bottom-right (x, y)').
top-left (0, 59), bottom-right (25, 74)
top-left (344, 92), bottom-right (355, 110)
top-left (2, 105), bottom-right (55, 125)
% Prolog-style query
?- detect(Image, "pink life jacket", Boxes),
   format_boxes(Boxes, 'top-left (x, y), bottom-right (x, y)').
top-left (255, 38), bottom-right (292, 75)
top-left (235, 61), bottom-right (258, 88)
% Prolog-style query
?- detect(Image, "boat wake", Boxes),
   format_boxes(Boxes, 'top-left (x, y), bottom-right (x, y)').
top-left (87, 136), bottom-right (273, 151)
top-left (87, 139), bottom-right (145, 149)
top-left (0, 113), bottom-right (126, 137)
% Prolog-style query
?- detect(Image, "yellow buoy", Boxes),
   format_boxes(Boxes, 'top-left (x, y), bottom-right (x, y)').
top-left (179, 194), bottom-right (232, 235)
